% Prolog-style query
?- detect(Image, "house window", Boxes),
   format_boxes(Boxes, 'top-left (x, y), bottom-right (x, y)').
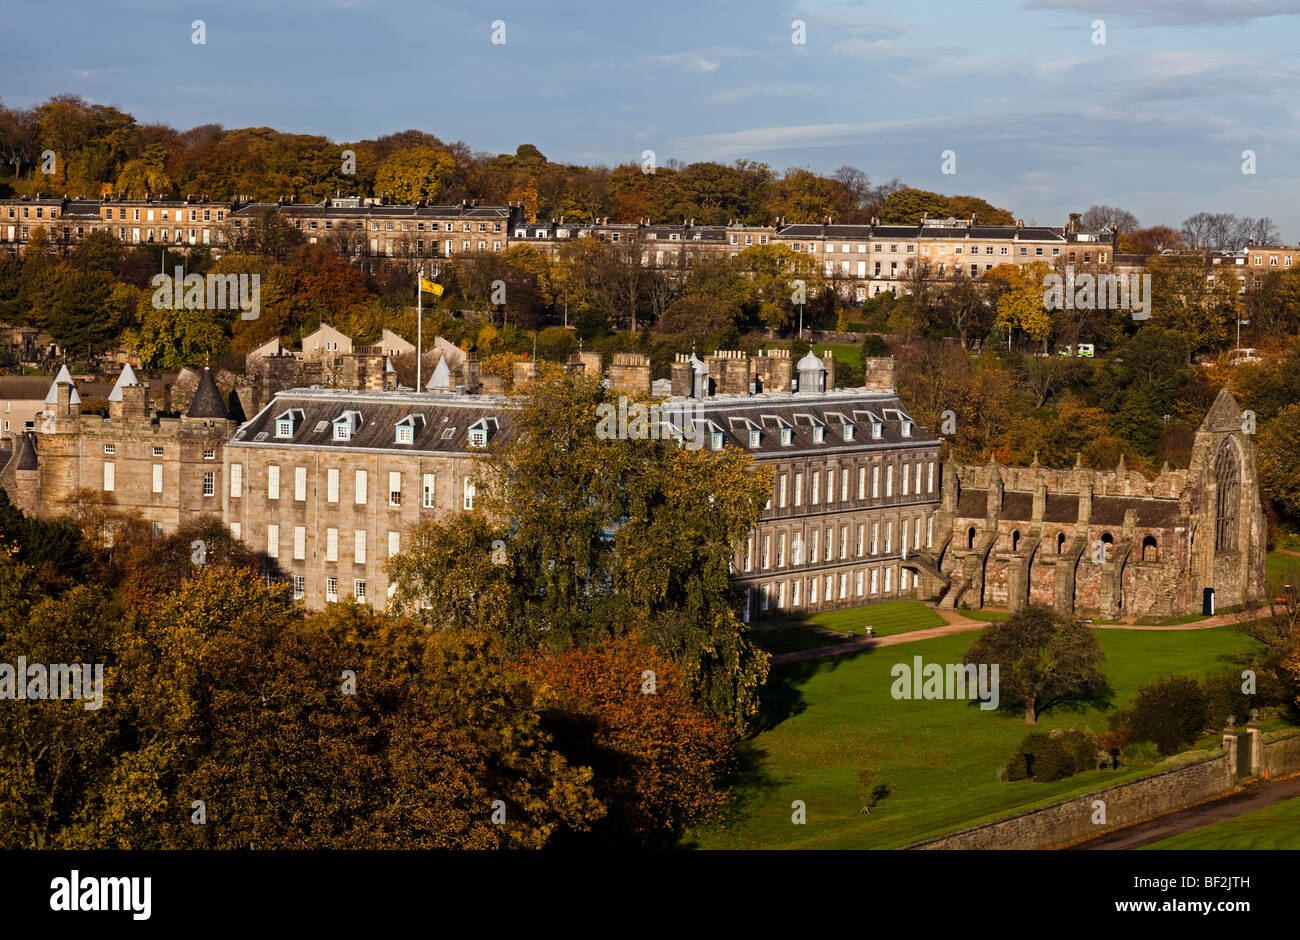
top-left (839, 525), bottom-right (848, 560)
top-left (748, 429), bottom-right (760, 448)
top-left (295, 466), bottom-right (307, 501)
top-left (858, 466), bottom-right (866, 499)
top-left (871, 522), bottom-right (879, 555)
top-left (267, 524), bottom-right (280, 559)
top-left (423, 472), bottom-right (435, 508)
top-left (268, 465), bottom-right (280, 500)
top-left (811, 472), bottom-right (820, 504)
top-left (794, 472), bottom-right (803, 507)
top-left (812, 425), bottom-right (824, 444)
top-left (354, 580), bottom-right (366, 602)
top-left (711, 431), bottom-right (724, 451)
top-left (203, 472), bottom-right (215, 497)
top-left (843, 423), bottom-right (854, 442)
top-left (778, 474), bottom-right (787, 508)
top-left (153, 447), bottom-right (164, 457)
top-left (354, 530), bottom-right (366, 565)
top-left (469, 427), bottom-right (487, 448)
top-left (355, 470), bottom-right (367, 505)
top-left (294, 526), bottom-right (306, 560)
top-left (396, 425), bottom-right (413, 444)
top-left (203, 449), bottom-right (215, 460)
top-left (334, 422), bottom-right (351, 441)
top-left (293, 576), bottom-right (305, 600)
top-left (810, 529), bottom-right (819, 563)
top-left (389, 471), bottom-right (401, 506)
top-left (780, 427), bottom-right (792, 446)
top-left (388, 532), bottom-right (400, 557)
top-left (762, 535), bottom-right (771, 569)
top-left (230, 462), bottom-right (242, 497)
top-left (886, 465), bottom-right (894, 497)
top-left (326, 528), bottom-right (339, 562)
top-left (327, 468), bottom-right (339, 503)
top-left (463, 478), bottom-right (476, 510)
top-left (326, 578), bottom-right (338, 602)
top-left (230, 522), bottom-right (241, 540)
top-left (152, 464), bottom-right (163, 494)
top-left (103, 444), bottom-right (115, 455)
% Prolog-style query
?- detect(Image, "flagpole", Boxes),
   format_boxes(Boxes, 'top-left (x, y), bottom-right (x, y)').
top-left (417, 266), bottom-right (423, 392)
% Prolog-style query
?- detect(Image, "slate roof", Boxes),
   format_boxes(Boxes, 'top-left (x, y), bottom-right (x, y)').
top-left (15, 432), bottom-right (37, 470)
top-left (187, 368), bottom-right (229, 419)
top-left (231, 388), bottom-right (514, 456)
top-left (230, 387), bottom-right (938, 459)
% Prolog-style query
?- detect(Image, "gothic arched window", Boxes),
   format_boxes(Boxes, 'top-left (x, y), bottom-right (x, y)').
top-left (1214, 441), bottom-right (1240, 552)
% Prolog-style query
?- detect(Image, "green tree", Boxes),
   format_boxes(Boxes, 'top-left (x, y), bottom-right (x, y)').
top-left (962, 604), bottom-right (1109, 724)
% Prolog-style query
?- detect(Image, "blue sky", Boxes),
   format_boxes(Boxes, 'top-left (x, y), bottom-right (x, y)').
top-left (5, 0), bottom-right (1300, 236)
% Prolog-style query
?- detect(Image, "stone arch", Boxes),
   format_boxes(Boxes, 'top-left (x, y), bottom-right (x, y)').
top-left (1141, 535), bottom-right (1158, 561)
top-left (1011, 529), bottom-right (1021, 552)
top-left (1056, 532), bottom-right (1066, 555)
top-left (967, 526), bottom-right (976, 549)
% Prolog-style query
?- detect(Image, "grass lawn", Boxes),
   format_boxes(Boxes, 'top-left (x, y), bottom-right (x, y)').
top-left (794, 600), bottom-right (946, 638)
top-left (762, 340), bottom-right (864, 370)
top-left (1134, 614), bottom-right (1207, 626)
top-left (1265, 551), bottom-right (1300, 589)
top-left (750, 625), bottom-right (847, 656)
top-left (959, 609), bottom-right (1011, 622)
top-left (1142, 793), bottom-right (1300, 849)
top-left (686, 625), bottom-right (1267, 850)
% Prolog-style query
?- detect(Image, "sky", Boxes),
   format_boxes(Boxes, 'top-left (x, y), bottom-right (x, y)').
top-left (4, 0), bottom-right (1300, 237)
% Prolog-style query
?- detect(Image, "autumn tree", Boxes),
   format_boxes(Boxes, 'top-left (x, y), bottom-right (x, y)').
top-left (374, 145), bottom-right (456, 204)
top-left (526, 640), bottom-right (736, 846)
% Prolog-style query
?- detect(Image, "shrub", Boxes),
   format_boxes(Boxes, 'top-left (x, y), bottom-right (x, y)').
top-left (1201, 668), bottom-right (1258, 728)
top-left (1129, 675), bottom-right (1209, 755)
top-left (1004, 728), bottom-right (1100, 782)
top-left (862, 334), bottom-right (890, 357)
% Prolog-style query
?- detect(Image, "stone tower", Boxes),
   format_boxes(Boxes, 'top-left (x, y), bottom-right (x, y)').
top-left (1186, 388), bottom-right (1266, 612)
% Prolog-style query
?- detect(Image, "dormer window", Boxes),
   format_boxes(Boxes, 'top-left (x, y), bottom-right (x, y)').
top-left (332, 410), bottom-right (361, 442)
top-left (901, 419), bottom-right (913, 437)
top-left (275, 408), bottom-right (303, 439)
top-left (812, 425), bottom-right (825, 444)
top-left (780, 427), bottom-right (793, 446)
top-left (395, 414), bottom-right (424, 444)
top-left (843, 423), bottom-right (855, 442)
top-left (872, 421), bottom-right (882, 439)
top-left (748, 429), bottom-right (761, 448)
top-left (468, 416), bottom-right (499, 448)
top-left (711, 431), bottom-right (724, 451)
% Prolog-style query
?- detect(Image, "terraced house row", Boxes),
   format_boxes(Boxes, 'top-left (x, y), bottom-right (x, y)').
top-left (2, 191), bottom-right (1126, 296)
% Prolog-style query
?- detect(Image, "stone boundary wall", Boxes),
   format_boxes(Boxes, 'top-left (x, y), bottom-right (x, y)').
top-left (910, 730), bottom-right (1300, 850)
top-left (1263, 731), bottom-right (1300, 778)
top-left (909, 753), bottom-right (1233, 850)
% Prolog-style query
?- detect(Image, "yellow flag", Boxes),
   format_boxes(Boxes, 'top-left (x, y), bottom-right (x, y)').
top-left (419, 276), bottom-right (444, 297)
